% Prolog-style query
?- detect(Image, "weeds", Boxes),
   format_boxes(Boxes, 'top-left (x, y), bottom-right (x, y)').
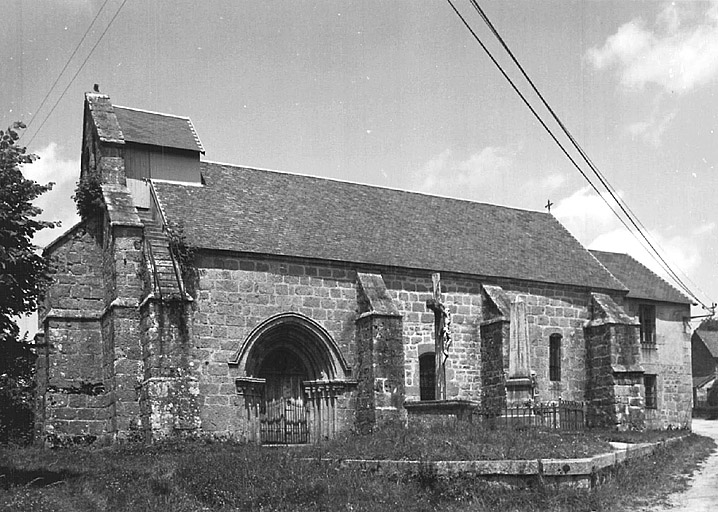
top-left (303, 420), bottom-right (614, 461)
top-left (0, 432), bottom-right (713, 511)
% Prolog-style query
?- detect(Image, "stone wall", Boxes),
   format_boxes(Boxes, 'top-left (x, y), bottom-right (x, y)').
top-left (191, 254), bottom-right (359, 436)
top-left (625, 301), bottom-right (693, 429)
top-left (384, 273), bottom-right (591, 405)
top-left (43, 221), bottom-right (691, 441)
top-left (479, 320), bottom-right (508, 414)
top-left (584, 294), bottom-right (645, 430)
top-left (355, 312), bottom-right (404, 431)
top-left (138, 299), bottom-right (200, 440)
top-left (37, 224), bottom-right (112, 444)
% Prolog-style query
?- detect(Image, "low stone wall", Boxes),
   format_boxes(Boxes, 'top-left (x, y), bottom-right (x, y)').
top-left (307, 435), bottom-right (687, 489)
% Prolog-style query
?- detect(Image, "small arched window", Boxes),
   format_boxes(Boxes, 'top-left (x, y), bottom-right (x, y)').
top-left (419, 352), bottom-right (436, 401)
top-left (549, 334), bottom-right (562, 382)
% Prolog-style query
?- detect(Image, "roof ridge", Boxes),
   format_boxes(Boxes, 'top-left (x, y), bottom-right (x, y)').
top-left (114, 104), bottom-right (191, 120)
top-left (42, 221), bottom-right (85, 254)
top-left (615, 250), bottom-right (691, 304)
top-left (590, 249), bottom-right (692, 304)
top-left (185, 117), bottom-right (205, 153)
top-left (199, 160), bottom-right (550, 216)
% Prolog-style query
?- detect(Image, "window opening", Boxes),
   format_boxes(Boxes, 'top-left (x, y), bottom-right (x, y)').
top-left (549, 334), bottom-right (561, 382)
top-left (639, 304), bottom-right (656, 345)
top-left (645, 375), bottom-right (657, 409)
top-left (419, 352), bottom-right (436, 401)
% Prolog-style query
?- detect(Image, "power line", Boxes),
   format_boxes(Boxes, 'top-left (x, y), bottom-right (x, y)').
top-left (22, 0), bottom-right (112, 138)
top-left (24, 0), bottom-right (129, 147)
top-left (465, 0), bottom-right (710, 310)
top-left (447, 0), bottom-right (711, 310)
top-left (442, 1), bottom-right (630, 250)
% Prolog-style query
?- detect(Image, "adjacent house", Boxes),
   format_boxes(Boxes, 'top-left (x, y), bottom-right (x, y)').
top-left (590, 250), bottom-right (694, 429)
top-left (692, 329), bottom-right (718, 379)
top-left (34, 93), bottom-right (694, 445)
top-left (691, 329), bottom-right (718, 407)
top-left (693, 374), bottom-right (716, 408)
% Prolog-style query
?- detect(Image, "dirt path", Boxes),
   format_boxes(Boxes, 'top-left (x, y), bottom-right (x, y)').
top-left (651, 419), bottom-right (718, 511)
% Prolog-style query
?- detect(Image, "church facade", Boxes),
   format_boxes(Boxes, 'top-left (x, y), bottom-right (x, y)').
top-left (35, 93), bottom-right (693, 445)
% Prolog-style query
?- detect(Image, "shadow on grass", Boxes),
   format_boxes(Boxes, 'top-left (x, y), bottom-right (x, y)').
top-left (0, 465), bottom-right (77, 489)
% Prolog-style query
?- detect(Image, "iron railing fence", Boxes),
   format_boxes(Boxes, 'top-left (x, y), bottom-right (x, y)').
top-left (482, 401), bottom-right (587, 431)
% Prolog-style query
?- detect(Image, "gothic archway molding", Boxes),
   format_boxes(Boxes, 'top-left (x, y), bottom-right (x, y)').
top-left (228, 312), bottom-right (351, 380)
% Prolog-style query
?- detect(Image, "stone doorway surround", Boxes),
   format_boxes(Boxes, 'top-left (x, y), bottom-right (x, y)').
top-left (229, 312), bottom-right (353, 443)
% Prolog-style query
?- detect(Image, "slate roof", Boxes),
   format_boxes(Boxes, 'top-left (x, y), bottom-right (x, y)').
top-left (152, 162), bottom-right (626, 291)
top-left (590, 250), bottom-right (692, 305)
top-left (114, 106), bottom-right (204, 153)
top-left (694, 329), bottom-right (718, 359)
top-left (693, 374), bottom-right (715, 389)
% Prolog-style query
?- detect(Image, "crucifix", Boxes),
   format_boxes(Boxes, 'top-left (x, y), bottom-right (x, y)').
top-left (545, 199), bottom-right (554, 213)
top-left (426, 272), bottom-right (452, 401)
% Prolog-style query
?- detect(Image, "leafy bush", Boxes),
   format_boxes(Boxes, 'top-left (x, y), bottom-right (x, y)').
top-left (0, 335), bottom-right (36, 445)
top-left (166, 221), bottom-right (197, 295)
top-left (73, 172), bottom-right (104, 222)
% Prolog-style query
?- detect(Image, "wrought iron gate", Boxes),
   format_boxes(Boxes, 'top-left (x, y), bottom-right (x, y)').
top-left (260, 397), bottom-right (309, 444)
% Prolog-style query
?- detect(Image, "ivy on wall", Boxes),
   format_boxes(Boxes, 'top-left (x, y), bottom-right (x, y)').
top-left (166, 221), bottom-right (198, 296)
top-left (73, 173), bottom-right (104, 223)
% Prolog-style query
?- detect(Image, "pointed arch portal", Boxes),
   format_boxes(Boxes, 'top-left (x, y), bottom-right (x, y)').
top-left (231, 313), bottom-right (353, 444)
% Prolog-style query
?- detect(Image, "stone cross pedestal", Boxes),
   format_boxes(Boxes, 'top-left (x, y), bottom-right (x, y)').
top-left (506, 296), bottom-right (534, 405)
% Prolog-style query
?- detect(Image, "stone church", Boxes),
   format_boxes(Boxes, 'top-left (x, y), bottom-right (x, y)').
top-left (35, 92), bottom-right (693, 445)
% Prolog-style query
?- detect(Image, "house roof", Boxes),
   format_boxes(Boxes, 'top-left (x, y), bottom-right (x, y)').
top-left (113, 106), bottom-right (204, 153)
top-left (589, 250), bottom-right (692, 305)
top-left (693, 374), bottom-right (715, 389)
top-left (694, 329), bottom-right (718, 359)
top-left (151, 162), bottom-right (626, 291)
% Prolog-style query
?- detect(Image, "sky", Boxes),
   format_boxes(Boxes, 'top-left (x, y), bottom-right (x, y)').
top-left (2, 0), bottom-right (716, 334)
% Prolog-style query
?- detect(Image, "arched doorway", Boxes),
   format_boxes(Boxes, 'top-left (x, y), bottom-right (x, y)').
top-left (257, 347), bottom-right (310, 444)
top-left (231, 313), bottom-right (352, 444)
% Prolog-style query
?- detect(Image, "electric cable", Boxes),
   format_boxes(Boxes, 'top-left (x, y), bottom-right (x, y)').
top-left (22, 0), bottom-right (112, 138)
top-left (467, 0), bottom-right (710, 310)
top-left (25, 0), bottom-right (129, 147)
top-left (448, 0), bottom-right (712, 311)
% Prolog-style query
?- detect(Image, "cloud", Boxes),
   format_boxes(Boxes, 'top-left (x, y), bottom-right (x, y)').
top-left (539, 173), bottom-right (567, 192)
top-left (625, 110), bottom-right (676, 147)
top-left (692, 221), bottom-right (716, 236)
top-left (413, 147), bottom-right (516, 198)
top-left (553, 187), bottom-right (701, 291)
top-left (589, 228), bottom-right (702, 279)
top-left (587, 1), bottom-right (718, 94)
top-left (20, 143), bottom-right (81, 248)
top-left (410, 146), bottom-right (518, 201)
top-left (552, 186), bottom-right (622, 241)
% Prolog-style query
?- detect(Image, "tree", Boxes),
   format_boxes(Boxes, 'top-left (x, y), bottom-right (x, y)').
top-left (0, 122), bottom-right (57, 342)
top-left (0, 332), bottom-right (37, 444)
top-left (1, 122), bottom-right (57, 444)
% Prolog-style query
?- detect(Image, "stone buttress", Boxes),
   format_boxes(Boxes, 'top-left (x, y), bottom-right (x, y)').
top-left (584, 293), bottom-right (645, 430)
top-left (355, 273), bottom-right (405, 431)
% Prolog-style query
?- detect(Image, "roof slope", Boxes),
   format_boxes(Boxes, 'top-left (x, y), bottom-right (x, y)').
top-left (152, 163), bottom-right (626, 291)
top-left (695, 329), bottom-right (718, 358)
top-left (590, 250), bottom-right (692, 304)
top-left (693, 374), bottom-right (715, 389)
top-left (114, 106), bottom-right (204, 152)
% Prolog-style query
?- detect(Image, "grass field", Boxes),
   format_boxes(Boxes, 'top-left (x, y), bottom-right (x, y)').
top-left (0, 425), bottom-right (714, 512)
